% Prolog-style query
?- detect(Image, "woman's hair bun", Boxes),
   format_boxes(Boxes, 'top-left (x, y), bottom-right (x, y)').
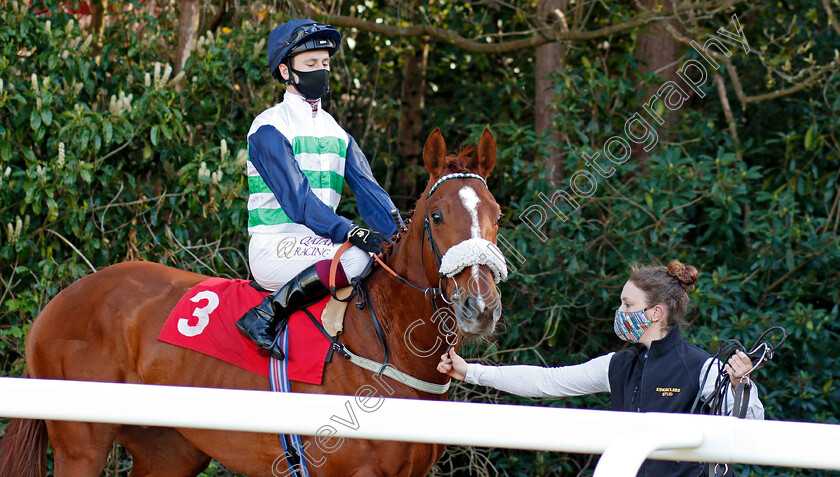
top-left (667, 261), bottom-right (698, 292)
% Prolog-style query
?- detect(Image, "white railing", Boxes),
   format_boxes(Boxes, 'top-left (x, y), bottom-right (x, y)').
top-left (1, 377), bottom-right (839, 476)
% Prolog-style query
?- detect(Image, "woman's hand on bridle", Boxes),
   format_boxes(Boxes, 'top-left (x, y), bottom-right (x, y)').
top-left (437, 348), bottom-right (467, 381)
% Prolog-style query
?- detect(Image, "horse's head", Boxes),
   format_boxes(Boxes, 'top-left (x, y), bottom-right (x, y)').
top-left (413, 128), bottom-right (505, 337)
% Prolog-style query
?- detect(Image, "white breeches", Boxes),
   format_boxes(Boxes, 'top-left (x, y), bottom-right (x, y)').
top-left (248, 233), bottom-right (371, 291)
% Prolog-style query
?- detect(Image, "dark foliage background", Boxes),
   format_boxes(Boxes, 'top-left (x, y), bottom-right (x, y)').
top-left (1, 1), bottom-right (838, 475)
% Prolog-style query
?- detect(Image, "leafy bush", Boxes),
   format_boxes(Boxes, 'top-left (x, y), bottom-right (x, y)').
top-left (0, 3), bottom-right (272, 376)
top-left (2, 1), bottom-right (839, 476)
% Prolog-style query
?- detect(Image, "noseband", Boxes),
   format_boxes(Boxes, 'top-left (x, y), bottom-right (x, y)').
top-left (376, 173), bottom-right (500, 351)
top-left (320, 172), bottom-right (504, 395)
top-left (423, 173), bottom-right (508, 284)
top-left (422, 173), bottom-right (488, 273)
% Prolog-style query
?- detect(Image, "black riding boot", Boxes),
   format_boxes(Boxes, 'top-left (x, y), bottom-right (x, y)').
top-left (236, 264), bottom-right (329, 360)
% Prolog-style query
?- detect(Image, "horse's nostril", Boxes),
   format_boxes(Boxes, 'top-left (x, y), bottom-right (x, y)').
top-left (464, 296), bottom-right (478, 316)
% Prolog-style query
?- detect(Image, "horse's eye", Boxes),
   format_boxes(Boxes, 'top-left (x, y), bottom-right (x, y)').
top-left (431, 211), bottom-right (443, 224)
top-left (496, 212), bottom-right (504, 226)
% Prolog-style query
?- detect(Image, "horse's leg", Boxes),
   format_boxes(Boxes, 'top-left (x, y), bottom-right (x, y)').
top-left (117, 425), bottom-right (211, 477)
top-left (46, 421), bottom-right (117, 477)
top-left (173, 428), bottom-right (285, 477)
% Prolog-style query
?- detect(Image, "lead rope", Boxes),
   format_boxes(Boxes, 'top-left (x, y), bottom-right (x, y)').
top-left (691, 326), bottom-right (787, 417)
top-left (693, 326), bottom-right (787, 477)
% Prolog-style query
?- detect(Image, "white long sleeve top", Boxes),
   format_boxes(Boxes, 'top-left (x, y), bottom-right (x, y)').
top-left (465, 353), bottom-right (764, 419)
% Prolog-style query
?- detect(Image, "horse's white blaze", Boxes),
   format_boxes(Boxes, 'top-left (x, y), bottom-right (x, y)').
top-left (439, 185), bottom-right (508, 285)
top-left (458, 186), bottom-right (481, 239)
top-left (459, 186), bottom-right (487, 312)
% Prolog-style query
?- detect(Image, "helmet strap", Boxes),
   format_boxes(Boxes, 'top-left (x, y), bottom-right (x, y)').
top-left (281, 57), bottom-right (295, 86)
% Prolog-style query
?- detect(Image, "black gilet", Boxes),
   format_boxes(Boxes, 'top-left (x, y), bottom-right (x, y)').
top-left (608, 326), bottom-right (711, 477)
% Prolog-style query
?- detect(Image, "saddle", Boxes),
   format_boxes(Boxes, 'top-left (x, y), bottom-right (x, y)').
top-left (157, 277), bottom-right (351, 384)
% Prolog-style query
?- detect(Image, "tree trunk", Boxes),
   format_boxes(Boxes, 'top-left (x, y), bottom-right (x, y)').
top-left (535, 0), bottom-right (568, 187)
top-left (635, 0), bottom-right (678, 152)
top-left (396, 41), bottom-right (429, 202)
top-left (207, 0), bottom-right (229, 33)
top-left (174, 0), bottom-right (201, 76)
top-left (636, 0), bottom-right (678, 84)
top-left (89, 0), bottom-right (107, 36)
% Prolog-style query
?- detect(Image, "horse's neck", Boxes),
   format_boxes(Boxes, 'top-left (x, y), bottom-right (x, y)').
top-left (350, 219), bottom-right (450, 388)
top-left (385, 218), bottom-right (433, 287)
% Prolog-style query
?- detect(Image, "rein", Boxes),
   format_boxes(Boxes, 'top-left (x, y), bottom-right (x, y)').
top-left (315, 247), bottom-right (455, 394)
top-left (691, 325), bottom-right (787, 417)
top-left (317, 173), bottom-right (494, 394)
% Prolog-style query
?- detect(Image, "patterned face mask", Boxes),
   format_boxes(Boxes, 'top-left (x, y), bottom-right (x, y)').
top-left (613, 305), bottom-right (656, 342)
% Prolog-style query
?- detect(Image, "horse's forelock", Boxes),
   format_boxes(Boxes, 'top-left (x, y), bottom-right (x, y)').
top-left (439, 144), bottom-right (478, 176)
top-left (415, 144), bottom-right (485, 213)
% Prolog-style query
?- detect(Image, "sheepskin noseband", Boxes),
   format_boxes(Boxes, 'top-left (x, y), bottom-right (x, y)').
top-left (439, 238), bottom-right (508, 283)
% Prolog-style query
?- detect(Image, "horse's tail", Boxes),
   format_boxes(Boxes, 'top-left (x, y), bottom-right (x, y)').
top-left (0, 372), bottom-right (48, 477)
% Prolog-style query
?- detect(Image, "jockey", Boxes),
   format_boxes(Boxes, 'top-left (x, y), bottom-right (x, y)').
top-left (237, 19), bottom-right (400, 359)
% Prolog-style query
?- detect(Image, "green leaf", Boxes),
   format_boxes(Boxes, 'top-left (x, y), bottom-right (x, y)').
top-left (655, 100), bottom-right (666, 117)
top-left (80, 168), bottom-right (92, 183)
top-left (80, 129), bottom-right (90, 150)
top-left (41, 110), bottom-right (52, 126)
top-left (804, 123), bottom-right (815, 151)
top-left (645, 192), bottom-right (654, 207)
top-left (30, 110), bottom-right (41, 131)
top-left (103, 121), bottom-right (113, 143)
top-left (151, 125), bottom-right (159, 146)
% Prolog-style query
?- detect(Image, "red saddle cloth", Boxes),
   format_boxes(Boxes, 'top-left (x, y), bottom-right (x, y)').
top-left (157, 277), bottom-right (331, 385)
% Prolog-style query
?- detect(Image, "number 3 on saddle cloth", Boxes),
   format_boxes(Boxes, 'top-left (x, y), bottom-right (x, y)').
top-left (157, 277), bottom-right (335, 385)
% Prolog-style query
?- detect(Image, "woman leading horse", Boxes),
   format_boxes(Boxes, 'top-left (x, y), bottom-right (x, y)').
top-left (0, 128), bottom-right (504, 477)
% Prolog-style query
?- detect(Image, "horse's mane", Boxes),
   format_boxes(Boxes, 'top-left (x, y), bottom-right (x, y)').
top-left (380, 145), bottom-right (479, 259)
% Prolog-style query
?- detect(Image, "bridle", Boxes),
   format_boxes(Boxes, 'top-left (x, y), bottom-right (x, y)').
top-left (316, 173), bottom-right (496, 394)
top-left (691, 325), bottom-right (787, 477)
top-left (691, 325), bottom-right (787, 417)
top-left (379, 173), bottom-right (493, 343)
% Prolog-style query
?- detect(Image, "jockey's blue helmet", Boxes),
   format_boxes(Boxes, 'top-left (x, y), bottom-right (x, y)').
top-left (267, 19), bottom-right (342, 81)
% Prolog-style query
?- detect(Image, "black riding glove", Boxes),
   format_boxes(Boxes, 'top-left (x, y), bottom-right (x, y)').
top-left (347, 226), bottom-right (391, 255)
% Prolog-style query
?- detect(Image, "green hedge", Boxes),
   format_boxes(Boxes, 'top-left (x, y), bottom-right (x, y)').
top-left (1, 2), bottom-right (839, 476)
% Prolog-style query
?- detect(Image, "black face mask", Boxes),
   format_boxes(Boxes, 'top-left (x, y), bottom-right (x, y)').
top-left (288, 67), bottom-right (330, 100)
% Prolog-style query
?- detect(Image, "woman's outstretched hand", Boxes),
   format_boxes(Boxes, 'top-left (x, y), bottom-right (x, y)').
top-left (437, 348), bottom-right (467, 381)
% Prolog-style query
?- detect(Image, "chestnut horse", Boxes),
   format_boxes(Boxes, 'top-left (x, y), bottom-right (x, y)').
top-left (0, 129), bottom-right (504, 477)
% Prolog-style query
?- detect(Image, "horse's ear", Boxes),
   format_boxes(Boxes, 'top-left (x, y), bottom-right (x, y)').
top-left (423, 128), bottom-right (447, 177)
top-left (472, 128), bottom-right (496, 178)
